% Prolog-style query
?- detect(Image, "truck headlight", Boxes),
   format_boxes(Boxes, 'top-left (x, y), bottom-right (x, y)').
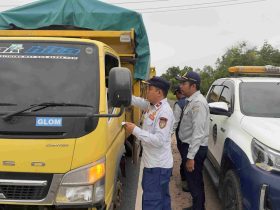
top-left (251, 139), bottom-right (280, 172)
top-left (55, 158), bottom-right (105, 205)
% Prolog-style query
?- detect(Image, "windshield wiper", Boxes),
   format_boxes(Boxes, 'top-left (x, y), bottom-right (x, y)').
top-left (0, 103), bottom-right (17, 106)
top-left (2, 102), bottom-right (94, 121)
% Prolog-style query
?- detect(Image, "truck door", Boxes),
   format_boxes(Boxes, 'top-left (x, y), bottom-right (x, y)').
top-left (214, 81), bottom-right (234, 164)
top-left (207, 85), bottom-right (223, 166)
top-left (104, 54), bottom-right (124, 146)
top-left (208, 81), bottom-right (234, 166)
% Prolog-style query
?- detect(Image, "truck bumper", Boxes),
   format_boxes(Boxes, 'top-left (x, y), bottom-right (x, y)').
top-left (239, 164), bottom-right (280, 210)
top-left (0, 173), bottom-right (105, 209)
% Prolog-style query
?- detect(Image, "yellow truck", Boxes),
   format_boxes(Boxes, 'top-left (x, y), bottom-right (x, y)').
top-left (0, 1), bottom-right (151, 210)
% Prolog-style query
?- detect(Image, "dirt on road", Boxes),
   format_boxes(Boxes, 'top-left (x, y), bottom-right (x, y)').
top-left (170, 136), bottom-right (222, 210)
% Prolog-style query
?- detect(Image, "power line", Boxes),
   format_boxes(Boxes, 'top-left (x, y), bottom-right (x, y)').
top-left (135, 0), bottom-right (253, 11)
top-left (140, 0), bottom-right (266, 13)
top-left (106, 0), bottom-right (169, 4)
top-left (0, 0), bottom-right (169, 7)
top-left (1, 0), bottom-right (267, 13)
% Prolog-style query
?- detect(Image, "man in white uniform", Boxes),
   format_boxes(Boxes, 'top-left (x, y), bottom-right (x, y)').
top-left (124, 76), bottom-right (174, 210)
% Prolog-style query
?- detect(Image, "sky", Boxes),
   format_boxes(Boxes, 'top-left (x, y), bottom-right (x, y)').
top-left (1, 0), bottom-right (280, 75)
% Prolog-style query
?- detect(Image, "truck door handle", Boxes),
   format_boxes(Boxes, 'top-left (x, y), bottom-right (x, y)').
top-left (221, 127), bottom-right (226, 133)
top-left (210, 117), bottom-right (213, 122)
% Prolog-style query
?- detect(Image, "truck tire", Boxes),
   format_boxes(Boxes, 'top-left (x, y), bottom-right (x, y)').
top-left (109, 170), bottom-right (123, 210)
top-left (222, 170), bottom-right (243, 210)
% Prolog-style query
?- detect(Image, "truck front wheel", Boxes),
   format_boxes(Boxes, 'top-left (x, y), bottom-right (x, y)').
top-left (222, 170), bottom-right (243, 210)
top-left (109, 170), bottom-right (123, 210)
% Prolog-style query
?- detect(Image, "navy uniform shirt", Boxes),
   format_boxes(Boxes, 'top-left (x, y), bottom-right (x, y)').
top-left (132, 96), bottom-right (174, 168)
top-left (172, 97), bottom-right (187, 133)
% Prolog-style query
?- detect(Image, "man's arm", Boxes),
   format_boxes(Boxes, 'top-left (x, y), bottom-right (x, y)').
top-left (187, 101), bottom-right (208, 159)
top-left (131, 95), bottom-right (149, 110)
top-left (132, 111), bottom-right (174, 147)
top-left (173, 103), bottom-right (182, 133)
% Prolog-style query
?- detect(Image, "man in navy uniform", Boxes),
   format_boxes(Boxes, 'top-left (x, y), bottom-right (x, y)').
top-left (176, 72), bottom-right (210, 210)
top-left (124, 76), bottom-right (174, 210)
top-left (172, 85), bottom-right (189, 192)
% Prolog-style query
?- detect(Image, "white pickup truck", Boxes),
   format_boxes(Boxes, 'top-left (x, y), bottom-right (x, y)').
top-left (205, 66), bottom-right (280, 210)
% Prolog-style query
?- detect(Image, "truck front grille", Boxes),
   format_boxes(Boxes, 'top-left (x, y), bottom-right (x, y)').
top-left (0, 172), bottom-right (53, 201)
top-left (0, 185), bottom-right (46, 200)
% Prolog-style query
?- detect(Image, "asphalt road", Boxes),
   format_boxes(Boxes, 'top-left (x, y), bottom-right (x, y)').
top-left (119, 157), bottom-right (140, 210)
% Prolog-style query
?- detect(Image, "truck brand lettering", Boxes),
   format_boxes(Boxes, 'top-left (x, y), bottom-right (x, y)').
top-left (46, 144), bottom-right (69, 147)
top-left (25, 46), bottom-right (81, 56)
top-left (0, 44), bottom-right (24, 54)
top-left (36, 117), bottom-right (62, 127)
top-left (31, 162), bottom-right (46, 167)
top-left (2, 161), bottom-right (15, 166)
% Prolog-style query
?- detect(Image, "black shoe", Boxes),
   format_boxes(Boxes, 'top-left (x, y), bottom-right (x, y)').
top-left (182, 207), bottom-right (192, 210)
top-left (182, 185), bottom-right (190, 192)
top-left (182, 181), bottom-right (190, 192)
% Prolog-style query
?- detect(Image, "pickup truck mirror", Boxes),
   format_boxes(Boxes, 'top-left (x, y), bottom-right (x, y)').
top-left (208, 102), bottom-right (231, 117)
top-left (109, 67), bottom-right (132, 108)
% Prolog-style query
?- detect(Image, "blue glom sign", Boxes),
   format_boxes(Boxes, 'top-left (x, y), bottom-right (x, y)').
top-left (36, 117), bottom-right (62, 127)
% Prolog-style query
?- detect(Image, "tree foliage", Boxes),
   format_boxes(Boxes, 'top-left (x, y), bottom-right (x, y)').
top-left (161, 42), bottom-right (280, 95)
top-left (161, 66), bottom-right (193, 92)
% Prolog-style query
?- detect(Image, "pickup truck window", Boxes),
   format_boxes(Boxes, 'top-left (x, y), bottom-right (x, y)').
top-left (240, 82), bottom-right (280, 117)
top-left (207, 85), bottom-right (223, 103)
top-left (0, 41), bottom-right (99, 110)
top-left (220, 87), bottom-right (232, 109)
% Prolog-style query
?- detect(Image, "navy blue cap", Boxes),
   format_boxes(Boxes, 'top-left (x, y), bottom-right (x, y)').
top-left (173, 84), bottom-right (181, 94)
top-left (143, 76), bottom-right (170, 93)
top-left (176, 71), bottom-right (201, 84)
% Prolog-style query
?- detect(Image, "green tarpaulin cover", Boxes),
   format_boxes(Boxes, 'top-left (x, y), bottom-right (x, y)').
top-left (0, 0), bottom-right (150, 80)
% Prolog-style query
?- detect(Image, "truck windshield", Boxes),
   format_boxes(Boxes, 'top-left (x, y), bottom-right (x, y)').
top-left (0, 41), bottom-right (99, 110)
top-left (240, 82), bottom-right (280, 118)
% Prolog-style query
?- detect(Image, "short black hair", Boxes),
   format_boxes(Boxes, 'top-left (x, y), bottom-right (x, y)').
top-left (155, 86), bottom-right (168, 97)
top-left (189, 81), bottom-right (200, 91)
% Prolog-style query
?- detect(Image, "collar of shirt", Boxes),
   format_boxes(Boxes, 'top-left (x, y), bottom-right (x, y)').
top-left (186, 90), bottom-right (201, 103)
top-left (150, 98), bottom-right (168, 111)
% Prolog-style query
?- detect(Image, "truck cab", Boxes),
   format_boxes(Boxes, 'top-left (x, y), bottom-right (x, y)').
top-left (205, 66), bottom-right (280, 210)
top-left (0, 30), bottom-right (139, 210)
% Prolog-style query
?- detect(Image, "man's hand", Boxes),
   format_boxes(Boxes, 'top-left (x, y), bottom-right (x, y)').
top-left (124, 122), bottom-right (136, 134)
top-left (186, 159), bottom-right (195, 172)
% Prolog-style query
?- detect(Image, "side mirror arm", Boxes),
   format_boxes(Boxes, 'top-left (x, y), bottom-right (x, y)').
top-left (92, 106), bottom-right (125, 118)
top-left (210, 107), bottom-right (231, 117)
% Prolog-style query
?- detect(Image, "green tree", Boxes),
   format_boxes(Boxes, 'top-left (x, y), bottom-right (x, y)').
top-left (197, 65), bottom-right (215, 95)
top-left (161, 66), bottom-right (193, 91)
top-left (257, 42), bottom-right (280, 66)
top-left (161, 41), bottom-right (280, 97)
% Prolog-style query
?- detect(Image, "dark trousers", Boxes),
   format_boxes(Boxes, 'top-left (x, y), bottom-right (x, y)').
top-left (142, 167), bottom-right (172, 210)
top-left (181, 143), bottom-right (208, 210)
top-left (175, 131), bottom-right (185, 181)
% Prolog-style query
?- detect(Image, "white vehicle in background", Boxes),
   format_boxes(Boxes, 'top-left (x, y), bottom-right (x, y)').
top-left (205, 66), bottom-right (280, 210)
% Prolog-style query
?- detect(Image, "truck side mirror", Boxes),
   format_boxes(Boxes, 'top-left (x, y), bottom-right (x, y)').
top-left (109, 67), bottom-right (132, 108)
top-left (209, 102), bottom-right (231, 117)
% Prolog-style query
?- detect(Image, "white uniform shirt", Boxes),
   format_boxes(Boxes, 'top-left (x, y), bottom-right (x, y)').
top-left (178, 91), bottom-right (210, 159)
top-left (132, 96), bottom-right (174, 168)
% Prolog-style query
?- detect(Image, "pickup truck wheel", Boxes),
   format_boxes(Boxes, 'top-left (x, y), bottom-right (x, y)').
top-left (222, 170), bottom-right (242, 210)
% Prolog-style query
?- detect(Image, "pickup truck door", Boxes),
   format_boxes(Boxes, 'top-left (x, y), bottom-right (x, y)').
top-left (210, 82), bottom-right (234, 165)
top-left (207, 85), bottom-right (223, 166)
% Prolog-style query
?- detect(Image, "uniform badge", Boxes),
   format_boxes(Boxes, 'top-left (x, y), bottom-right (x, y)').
top-left (159, 117), bottom-right (168, 129)
top-left (149, 111), bottom-right (157, 120)
top-left (192, 106), bottom-right (200, 112)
